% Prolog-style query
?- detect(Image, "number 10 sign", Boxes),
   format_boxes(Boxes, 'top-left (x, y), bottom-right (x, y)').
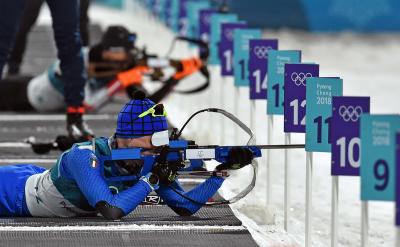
top-left (331, 96), bottom-right (370, 176)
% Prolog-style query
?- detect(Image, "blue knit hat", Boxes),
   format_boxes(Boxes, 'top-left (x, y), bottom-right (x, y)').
top-left (115, 91), bottom-right (168, 138)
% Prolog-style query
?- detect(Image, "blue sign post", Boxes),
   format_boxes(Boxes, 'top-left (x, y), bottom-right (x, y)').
top-left (396, 132), bottom-right (400, 225)
top-left (219, 22), bottom-right (246, 76)
top-left (305, 77), bottom-right (343, 152)
top-left (233, 29), bottom-right (262, 87)
top-left (331, 97), bottom-right (370, 176)
top-left (167, 0), bottom-right (180, 32)
top-left (283, 63), bottom-right (319, 133)
top-left (360, 114), bottom-right (400, 201)
top-left (199, 9), bottom-right (217, 43)
top-left (248, 39), bottom-right (278, 100)
top-left (267, 50), bottom-right (301, 115)
top-left (186, 1), bottom-right (210, 38)
top-left (209, 14), bottom-right (238, 65)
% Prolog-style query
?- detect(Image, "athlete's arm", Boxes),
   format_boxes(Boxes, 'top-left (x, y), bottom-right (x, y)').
top-left (155, 177), bottom-right (224, 216)
top-left (63, 147), bottom-right (154, 220)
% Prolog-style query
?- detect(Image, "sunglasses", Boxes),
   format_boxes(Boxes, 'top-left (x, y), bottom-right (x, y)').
top-left (138, 103), bottom-right (167, 118)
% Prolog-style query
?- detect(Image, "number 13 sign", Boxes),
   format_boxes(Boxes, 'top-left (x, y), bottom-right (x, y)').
top-left (360, 114), bottom-right (400, 201)
top-left (331, 97), bottom-right (370, 176)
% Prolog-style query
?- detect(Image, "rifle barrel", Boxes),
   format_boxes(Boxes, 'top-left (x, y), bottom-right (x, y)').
top-left (255, 144), bottom-right (305, 149)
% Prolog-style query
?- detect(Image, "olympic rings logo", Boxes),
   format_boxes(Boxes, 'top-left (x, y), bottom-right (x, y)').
top-left (253, 46), bottom-right (272, 59)
top-left (204, 15), bottom-right (211, 24)
top-left (225, 29), bottom-right (234, 41)
top-left (338, 105), bottom-right (363, 122)
top-left (291, 72), bottom-right (312, 86)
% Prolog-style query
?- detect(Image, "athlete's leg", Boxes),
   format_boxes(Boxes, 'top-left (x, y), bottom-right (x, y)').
top-left (7, 0), bottom-right (45, 75)
top-left (46, 0), bottom-right (86, 107)
top-left (0, 76), bottom-right (34, 111)
top-left (0, 164), bottom-right (46, 216)
top-left (79, 0), bottom-right (90, 47)
top-left (0, 0), bottom-right (27, 76)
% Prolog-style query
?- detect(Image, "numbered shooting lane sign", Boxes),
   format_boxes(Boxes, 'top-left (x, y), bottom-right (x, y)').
top-left (152, 0), bottom-right (164, 22)
top-left (396, 133), bottom-right (400, 226)
top-left (267, 50), bottom-right (301, 115)
top-left (249, 39), bottom-right (278, 100)
top-left (209, 14), bottom-right (238, 65)
top-left (186, 1), bottom-right (210, 38)
top-left (360, 114), bottom-right (400, 201)
top-left (167, 0), bottom-right (180, 32)
top-left (331, 97), bottom-right (370, 176)
top-left (219, 22), bottom-right (247, 76)
top-left (233, 29), bottom-right (262, 87)
top-left (305, 77), bottom-right (343, 152)
top-left (199, 9), bottom-right (217, 43)
top-left (283, 63), bottom-right (319, 133)
top-left (178, 0), bottom-right (188, 35)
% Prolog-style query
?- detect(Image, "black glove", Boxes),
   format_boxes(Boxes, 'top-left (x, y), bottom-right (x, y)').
top-left (216, 147), bottom-right (254, 171)
top-left (66, 112), bottom-right (94, 140)
top-left (55, 135), bottom-right (90, 151)
top-left (151, 161), bottom-right (180, 185)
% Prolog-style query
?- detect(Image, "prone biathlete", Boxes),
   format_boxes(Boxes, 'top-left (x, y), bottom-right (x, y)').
top-left (0, 92), bottom-right (254, 219)
top-left (0, 26), bottom-right (203, 114)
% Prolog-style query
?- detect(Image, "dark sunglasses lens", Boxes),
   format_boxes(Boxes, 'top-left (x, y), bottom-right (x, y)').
top-left (153, 104), bottom-right (165, 115)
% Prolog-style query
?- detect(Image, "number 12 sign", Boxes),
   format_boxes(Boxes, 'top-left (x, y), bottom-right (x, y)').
top-left (360, 114), bottom-right (400, 201)
top-left (331, 96), bottom-right (370, 176)
top-left (249, 39), bottom-right (278, 100)
top-left (283, 63), bottom-right (319, 133)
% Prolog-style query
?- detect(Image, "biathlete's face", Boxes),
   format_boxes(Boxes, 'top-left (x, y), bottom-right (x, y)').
top-left (115, 136), bottom-right (161, 175)
top-left (116, 135), bottom-right (154, 149)
top-left (102, 50), bottom-right (129, 62)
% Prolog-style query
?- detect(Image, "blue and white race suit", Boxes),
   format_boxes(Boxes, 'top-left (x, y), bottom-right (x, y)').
top-left (0, 137), bottom-right (224, 217)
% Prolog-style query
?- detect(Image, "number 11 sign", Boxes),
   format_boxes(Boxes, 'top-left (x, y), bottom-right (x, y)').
top-left (331, 96), bottom-right (370, 176)
top-left (249, 39), bottom-right (278, 100)
top-left (305, 77), bottom-right (343, 152)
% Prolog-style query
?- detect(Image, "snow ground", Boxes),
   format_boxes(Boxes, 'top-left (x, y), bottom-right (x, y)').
top-left (39, 3), bottom-right (400, 246)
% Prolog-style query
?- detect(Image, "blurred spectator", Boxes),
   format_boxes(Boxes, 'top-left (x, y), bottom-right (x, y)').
top-left (7, 0), bottom-right (91, 75)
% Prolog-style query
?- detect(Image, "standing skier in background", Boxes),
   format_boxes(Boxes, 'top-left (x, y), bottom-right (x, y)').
top-left (0, 0), bottom-right (92, 139)
top-left (6, 0), bottom-right (91, 75)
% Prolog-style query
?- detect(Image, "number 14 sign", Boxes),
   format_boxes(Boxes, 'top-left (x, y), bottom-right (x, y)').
top-left (249, 39), bottom-right (278, 100)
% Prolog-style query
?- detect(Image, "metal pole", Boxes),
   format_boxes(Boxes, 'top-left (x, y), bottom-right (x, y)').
top-left (220, 77), bottom-right (227, 145)
top-left (361, 201), bottom-right (369, 247)
top-left (396, 204), bottom-right (399, 247)
top-left (234, 87), bottom-right (239, 144)
top-left (284, 133), bottom-right (291, 231)
top-left (331, 176), bottom-right (339, 247)
top-left (267, 115), bottom-right (273, 205)
top-left (305, 152), bottom-right (313, 247)
top-left (250, 101), bottom-right (256, 134)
